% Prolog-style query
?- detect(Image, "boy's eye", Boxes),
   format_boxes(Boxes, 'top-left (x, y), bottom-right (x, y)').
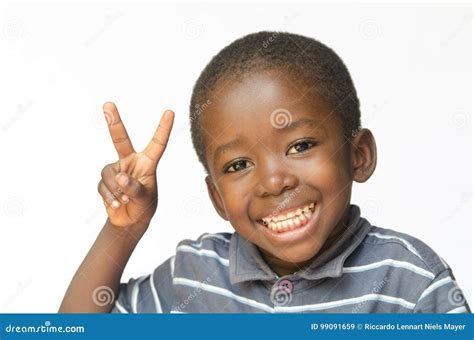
top-left (225, 159), bottom-right (252, 173)
top-left (287, 140), bottom-right (316, 155)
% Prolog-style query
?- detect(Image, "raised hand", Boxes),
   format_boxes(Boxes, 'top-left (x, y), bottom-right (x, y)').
top-left (98, 102), bottom-right (174, 231)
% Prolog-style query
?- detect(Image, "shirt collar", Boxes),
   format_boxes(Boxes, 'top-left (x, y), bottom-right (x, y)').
top-left (229, 204), bottom-right (372, 285)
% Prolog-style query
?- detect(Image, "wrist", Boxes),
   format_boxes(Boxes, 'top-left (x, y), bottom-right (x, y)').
top-left (104, 218), bottom-right (149, 242)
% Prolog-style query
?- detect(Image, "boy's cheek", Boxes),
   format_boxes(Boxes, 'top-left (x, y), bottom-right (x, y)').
top-left (303, 161), bottom-right (352, 210)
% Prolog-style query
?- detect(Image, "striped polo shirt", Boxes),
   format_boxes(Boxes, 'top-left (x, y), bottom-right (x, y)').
top-left (111, 205), bottom-right (471, 313)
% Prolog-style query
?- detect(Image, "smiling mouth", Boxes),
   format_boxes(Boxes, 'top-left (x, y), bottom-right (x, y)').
top-left (256, 202), bottom-right (316, 233)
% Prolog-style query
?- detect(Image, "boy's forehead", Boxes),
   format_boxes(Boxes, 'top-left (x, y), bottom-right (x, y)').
top-left (204, 71), bottom-right (331, 129)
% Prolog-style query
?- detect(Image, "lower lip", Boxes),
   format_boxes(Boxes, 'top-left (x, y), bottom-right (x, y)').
top-left (257, 203), bottom-right (319, 246)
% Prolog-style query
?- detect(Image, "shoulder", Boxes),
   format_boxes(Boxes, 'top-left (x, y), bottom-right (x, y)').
top-left (175, 232), bottom-right (232, 257)
top-left (173, 232), bottom-right (232, 271)
top-left (359, 224), bottom-right (449, 277)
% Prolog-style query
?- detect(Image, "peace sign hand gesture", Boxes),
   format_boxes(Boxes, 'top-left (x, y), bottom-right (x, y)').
top-left (98, 102), bottom-right (174, 231)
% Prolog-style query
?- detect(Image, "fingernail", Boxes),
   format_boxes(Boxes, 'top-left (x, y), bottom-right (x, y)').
top-left (112, 200), bottom-right (120, 209)
top-left (117, 173), bottom-right (128, 186)
top-left (122, 195), bottom-right (129, 203)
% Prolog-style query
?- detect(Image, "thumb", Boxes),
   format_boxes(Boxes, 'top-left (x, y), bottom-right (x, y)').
top-left (115, 172), bottom-right (145, 198)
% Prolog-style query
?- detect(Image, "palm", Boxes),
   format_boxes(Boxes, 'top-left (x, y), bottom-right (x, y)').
top-left (101, 102), bottom-right (174, 228)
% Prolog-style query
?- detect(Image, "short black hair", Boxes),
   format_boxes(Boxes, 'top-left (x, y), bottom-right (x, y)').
top-left (190, 31), bottom-right (361, 175)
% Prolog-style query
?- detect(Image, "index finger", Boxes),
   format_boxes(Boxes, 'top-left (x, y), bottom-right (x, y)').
top-left (103, 102), bottom-right (135, 159)
top-left (143, 110), bottom-right (175, 165)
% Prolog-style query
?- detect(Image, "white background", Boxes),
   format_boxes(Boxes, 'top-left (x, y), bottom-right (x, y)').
top-left (0, 1), bottom-right (472, 312)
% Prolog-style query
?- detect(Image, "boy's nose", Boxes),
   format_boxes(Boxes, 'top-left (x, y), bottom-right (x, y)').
top-left (255, 165), bottom-right (298, 197)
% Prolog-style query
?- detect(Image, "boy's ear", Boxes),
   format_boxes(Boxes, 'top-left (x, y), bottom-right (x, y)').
top-left (205, 175), bottom-right (228, 221)
top-left (350, 128), bottom-right (377, 183)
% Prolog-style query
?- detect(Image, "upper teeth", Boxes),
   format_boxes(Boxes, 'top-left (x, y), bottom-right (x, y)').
top-left (260, 202), bottom-right (315, 225)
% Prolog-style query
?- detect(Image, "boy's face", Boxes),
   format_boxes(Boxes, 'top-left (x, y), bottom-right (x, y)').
top-left (202, 70), bottom-right (371, 275)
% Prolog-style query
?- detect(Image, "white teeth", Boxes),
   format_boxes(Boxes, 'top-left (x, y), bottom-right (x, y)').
top-left (270, 221), bottom-right (277, 231)
top-left (259, 202), bottom-right (316, 232)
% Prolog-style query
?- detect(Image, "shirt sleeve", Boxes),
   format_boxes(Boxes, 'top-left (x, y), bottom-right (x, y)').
top-left (413, 268), bottom-right (471, 313)
top-left (111, 255), bottom-right (175, 313)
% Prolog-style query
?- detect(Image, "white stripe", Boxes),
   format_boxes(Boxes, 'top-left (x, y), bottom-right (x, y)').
top-left (439, 256), bottom-right (449, 269)
top-left (343, 259), bottom-right (434, 279)
top-left (173, 277), bottom-right (415, 313)
top-left (170, 256), bottom-right (175, 277)
top-left (276, 294), bottom-right (415, 312)
top-left (170, 310), bottom-right (186, 313)
top-left (173, 277), bottom-right (274, 312)
top-left (131, 275), bottom-right (148, 313)
top-left (368, 232), bottom-right (423, 261)
top-left (149, 272), bottom-right (163, 313)
top-left (418, 276), bottom-right (454, 300)
top-left (447, 306), bottom-right (468, 313)
top-left (194, 233), bottom-right (230, 245)
top-left (177, 245), bottom-right (229, 266)
top-left (114, 300), bottom-right (128, 313)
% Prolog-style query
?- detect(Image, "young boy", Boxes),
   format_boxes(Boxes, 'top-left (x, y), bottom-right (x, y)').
top-left (59, 31), bottom-right (470, 313)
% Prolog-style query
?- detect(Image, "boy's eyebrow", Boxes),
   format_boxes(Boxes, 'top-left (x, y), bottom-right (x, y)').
top-left (283, 117), bottom-right (321, 131)
top-left (214, 137), bottom-right (246, 162)
top-left (213, 118), bottom-right (324, 162)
